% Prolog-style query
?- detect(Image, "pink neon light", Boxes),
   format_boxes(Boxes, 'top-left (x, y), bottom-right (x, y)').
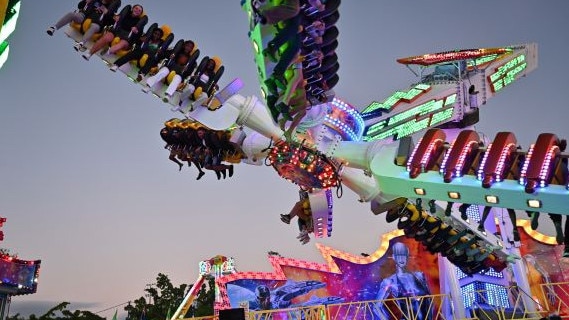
top-left (214, 230), bottom-right (404, 309)
top-left (439, 140), bottom-right (455, 174)
top-left (454, 141), bottom-right (477, 177)
top-left (419, 139), bottom-right (444, 170)
top-left (406, 137), bottom-right (423, 172)
top-left (495, 142), bottom-right (516, 182)
top-left (538, 145), bottom-right (559, 187)
top-left (520, 144), bottom-right (535, 185)
top-left (477, 143), bottom-right (493, 180)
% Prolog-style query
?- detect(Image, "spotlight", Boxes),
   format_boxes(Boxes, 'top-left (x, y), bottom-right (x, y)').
top-left (448, 192), bottom-right (461, 199)
top-left (527, 199), bottom-right (541, 209)
top-left (485, 195), bottom-right (499, 204)
top-left (414, 188), bottom-right (426, 196)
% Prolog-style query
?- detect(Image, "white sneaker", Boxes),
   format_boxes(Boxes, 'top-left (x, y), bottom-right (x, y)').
top-left (141, 85), bottom-right (151, 93)
top-left (81, 52), bottom-right (92, 61)
top-left (46, 26), bottom-right (55, 36)
top-left (109, 65), bottom-right (118, 72)
top-left (73, 42), bottom-right (86, 52)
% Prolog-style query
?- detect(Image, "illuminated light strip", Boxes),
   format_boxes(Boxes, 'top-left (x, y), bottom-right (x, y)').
top-left (488, 55), bottom-right (527, 92)
top-left (467, 54), bottom-right (500, 68)
top-left (440, 140), bottom-right (456, 174)
top-left (0, 1), bottom-right (21, 44)
top-left (316, 229), bottom-right (404, 273)
top-left (494, 142), bottom-right (516, 182)
top-left (418, 138), bottom-right (444, 172)
top-left (365, 120), bottom-right (387, 136)
top-left (332, 98), bottom-right (365, 137)
top-left (397, 117), bottom-right (430, 139)
top-left (364, 94), bottom-right (453, 140)
top-left (454, 141), bottom-right (478, 178)
top-left (539, 145), bottom-right (559, 188)
top-left (406, 137), bottom-right (424, 173)
top-left (363, 107), bottom-right (454, 142)
top-left (519, 144), bottom-right (535, 185)
top-left (0, 42), bottom-right (8, 70)
top-left (324, 98), bottom-right (365, 141)
top-left (397, 47), bottom-right (513, 66)
top-left (388, 99), bottom-right (444, 126)
top-left (477, 143), bottom-right (493, 180)
top-left (444, 94), bottom-right (457, 106)
top-left (215, 229), bottom-right (405, 308)
top-left (361, 84), bottom-right (431, 114)
top-left (429, 107), bottom-right (454, 126)
top-left (516, 219), bottom-right (557, 245)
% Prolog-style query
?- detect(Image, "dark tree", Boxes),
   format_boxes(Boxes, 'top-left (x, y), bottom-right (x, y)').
top-left (124, 273), bottom-right (215, 319)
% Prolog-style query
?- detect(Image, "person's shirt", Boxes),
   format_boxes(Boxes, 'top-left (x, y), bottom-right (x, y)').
top-left (117, 12), bottom-right (142, 33)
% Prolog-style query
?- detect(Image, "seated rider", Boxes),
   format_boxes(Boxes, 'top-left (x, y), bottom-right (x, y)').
top-left (194, 127), bottom-right (234, 180)
top-left (47, 0), bottom-right (121, 53)
top-left (82, 4), bottom-right (146, 60)
top-left (178, 57), bottom-right (220, 104)
top-left (142, 40), bottom-right (197, 102)
top-left (109, 26), bottom-right (169, 82)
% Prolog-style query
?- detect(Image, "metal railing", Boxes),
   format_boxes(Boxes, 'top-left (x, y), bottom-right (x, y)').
top-left (180, 282), bottom-right (569, 320)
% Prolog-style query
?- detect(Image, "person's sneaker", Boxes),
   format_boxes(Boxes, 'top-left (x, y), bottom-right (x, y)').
top-left (73, 42), bottom-right (86, 52)
top-left (530, 211), bottom-right (540, 230)
top-left (109, 65), bottom-right (119, 72)
top-left (563, 249), bottom-right (569, 258)
top-left (280, 214), bottom-right (291, 224)
top-left (459, 205), bottom-right (468, 221)
top-left (228, 165), bottom-right (234, 177)
top-left (46, 26), bottom-right (56, 36)
top-left (81, 52), bottom-right (92, 61)
top-left (477, 224), bottom-right (486, 234)
top-left (135, 74), bottom-right (144, 82)
top-left (141, 84), bottom-right (151, 93)
top-left (196, 171), bottom-right (205, 180)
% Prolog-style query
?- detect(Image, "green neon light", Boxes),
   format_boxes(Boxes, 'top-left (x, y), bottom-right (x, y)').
top-left (387, 99), bottom-right (443, 126)
top-left (365, 120), bottom-right (387, 136)
top-left (488, 55), bottom-right (527, 92)
top-left (430, 108), bottom-right (454, 126)
top-left (444, 94), bottom-right (456, 106)
top-left (362, 84), bottom-right (431, 114)
top-left (363, 93), bottom-right (456, 141)
top-left (0, 42), bottom-right (8, 70)
top-left (467, 54), bottom-right (499, 68)
top-left (364, 107), bottom-right (455, 142)
top-left (0, 1), bottom-right (21, 44)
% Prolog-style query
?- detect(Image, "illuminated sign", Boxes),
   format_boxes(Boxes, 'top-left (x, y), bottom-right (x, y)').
top-left (397, 47), bottom-right (512, 66)
top-left (364, 94), bottom-right (456, 141)
top-left (361, 84), bottom-right (431, 115)
top-left (199, 256), bottom-right (236, 277)
top-left (0, 256), bottom-right (41, 295)
top-left (488, 55), bottom-right (527, 92)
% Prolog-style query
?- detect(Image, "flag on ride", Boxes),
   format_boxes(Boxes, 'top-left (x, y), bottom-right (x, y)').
top-left (111, 309), bottom-right (118, 320)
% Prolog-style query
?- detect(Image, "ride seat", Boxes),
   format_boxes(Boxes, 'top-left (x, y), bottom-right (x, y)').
top-left (70, 18), bottom-right (104, 41)
top-left (138, 24), bottom-right (173, 68)
top-left (166, 44), bottom-right (199, 87)
top-left (110, 9), bottom-right (148, 57)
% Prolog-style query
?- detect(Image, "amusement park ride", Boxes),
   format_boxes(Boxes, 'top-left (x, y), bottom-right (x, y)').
top-left (46, 0), bottom-right (569, 318)
top-left (0, 217), bottom-right (41, 320)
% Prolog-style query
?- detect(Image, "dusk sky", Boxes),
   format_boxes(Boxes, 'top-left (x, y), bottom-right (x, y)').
top-left (2, 1), bottom-right (569, 318)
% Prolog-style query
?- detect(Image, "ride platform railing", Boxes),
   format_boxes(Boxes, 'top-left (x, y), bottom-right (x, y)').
top-left (180, 282), bottom-right (569, 320)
